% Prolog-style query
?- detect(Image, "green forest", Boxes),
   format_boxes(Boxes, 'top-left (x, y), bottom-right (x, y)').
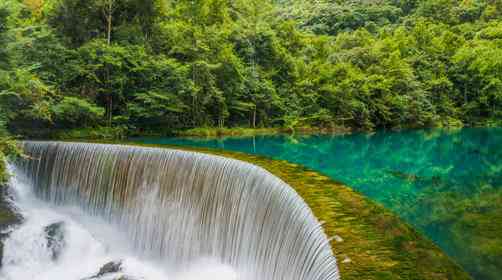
top-left (1, 0), bottom-right (502, 142)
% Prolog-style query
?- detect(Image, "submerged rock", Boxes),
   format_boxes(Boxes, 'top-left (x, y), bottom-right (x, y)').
top-left (388, 170), bottom-right (419, 182)
top-left (44, 221), bottom-right (66, 261)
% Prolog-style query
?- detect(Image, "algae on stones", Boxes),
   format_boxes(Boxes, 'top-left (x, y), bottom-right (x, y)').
top-left (405, 182), bottom-right (502, 280)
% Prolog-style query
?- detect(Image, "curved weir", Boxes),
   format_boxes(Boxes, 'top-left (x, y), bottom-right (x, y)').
top-left (13, 141), bottom-right (339, 280)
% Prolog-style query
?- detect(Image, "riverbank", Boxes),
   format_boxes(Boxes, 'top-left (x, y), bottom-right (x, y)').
top-left (124, 141), bottom-right (471, 280)
top-left (174, 126), bottom-right (352, 137)
top-left (15, 125), bottom-right (352, 140)
top-left (15, 119), bottom-right (501, 140)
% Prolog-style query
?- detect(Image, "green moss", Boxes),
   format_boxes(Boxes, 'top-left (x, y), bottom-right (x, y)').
top-left (0, 197), bottom-right (18, 228)
top-left (176, 127), bottom-right (281, 137)
top-left (0, 137), bottom-right (20, 184)
top-left (408, 186), bottom-right (502, 280)
top-left (0, 152), bottom-right (7, 184)
top-left (120, 142), bottom-right (472, 280)
top-left (52, 126), bottom-right (128, 140)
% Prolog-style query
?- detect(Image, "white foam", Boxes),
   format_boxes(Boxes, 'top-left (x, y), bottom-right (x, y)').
top-left (1, 165), bottom-right (238, 280)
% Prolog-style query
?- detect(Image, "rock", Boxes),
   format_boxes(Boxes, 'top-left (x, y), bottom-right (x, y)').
top-left (115, 276), bottom-right (137, 280)
top-left (388, 170), bottom-right (419, 182)
top-left (96, 261), bottom-right (123, 276)
top-left (0, 184), bottom-right (22, 232)
top-left (0, 184), bottom-right (22, 268)
top-left (333, 235), bottom-right (344, 242)
top-left (0, 242), bottom-right (3, 268)
top-left (44, 221), bottom-right (66, 261)
top-left (82, 260), bottom-right (124, 279)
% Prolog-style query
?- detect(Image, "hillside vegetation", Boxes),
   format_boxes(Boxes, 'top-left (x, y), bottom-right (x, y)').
top-left (0, 0), bottom-right (501, 139)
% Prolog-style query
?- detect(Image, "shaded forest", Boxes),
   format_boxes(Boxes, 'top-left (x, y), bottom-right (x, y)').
top-left (0, 0), bottom-right (501, 140)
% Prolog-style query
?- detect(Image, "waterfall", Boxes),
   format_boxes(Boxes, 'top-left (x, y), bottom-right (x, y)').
top-left (11, 141), bottom-right (339, 280)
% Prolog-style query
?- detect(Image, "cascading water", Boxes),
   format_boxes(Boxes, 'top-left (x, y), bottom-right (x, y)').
top-left (1, 163), bottom-right (235, 280)
top-left (2, 141), bottom-right (339, 280)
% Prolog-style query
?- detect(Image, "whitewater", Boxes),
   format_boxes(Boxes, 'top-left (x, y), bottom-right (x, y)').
top-left (0, 164), bottom-right (238, 280)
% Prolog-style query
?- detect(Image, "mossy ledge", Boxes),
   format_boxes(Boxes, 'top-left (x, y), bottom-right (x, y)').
top-left (118, 141), bottom-right (471, 280)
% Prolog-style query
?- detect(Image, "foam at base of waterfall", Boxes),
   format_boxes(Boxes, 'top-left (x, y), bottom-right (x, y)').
top-left (1, 165), bottom-right (238, 280)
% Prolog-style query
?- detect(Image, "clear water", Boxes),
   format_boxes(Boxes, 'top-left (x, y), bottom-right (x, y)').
top-left (133, 128), bottom-right (502, 280)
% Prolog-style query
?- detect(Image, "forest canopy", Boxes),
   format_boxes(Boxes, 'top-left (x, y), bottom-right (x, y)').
top-left (0, 0), bottom-right (501, 139)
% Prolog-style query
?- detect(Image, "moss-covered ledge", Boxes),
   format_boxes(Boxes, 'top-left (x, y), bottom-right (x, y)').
top-left (120, 142), bottom-right (471, 280)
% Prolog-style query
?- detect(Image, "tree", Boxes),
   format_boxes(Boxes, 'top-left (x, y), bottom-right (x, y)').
top-left (100, 0), bottom-right (115, 45)
top-left (52, 96), bottom-right (104, 127)
top-left (453, 34), bottom-right (502, 123)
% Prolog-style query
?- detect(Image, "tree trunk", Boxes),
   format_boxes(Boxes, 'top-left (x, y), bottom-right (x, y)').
top-left (108, 95), bottom-right (113, 127)
top-left (218, 113), bottom-right (224, 128)
top-left (464, 86), bottom-right (468, 105)
top-left (103, 0), bottom-right (113, 127)
top-left (106, 1), bottom-right (112, 45)
top-left (252, 106), bottom-right (256, 128)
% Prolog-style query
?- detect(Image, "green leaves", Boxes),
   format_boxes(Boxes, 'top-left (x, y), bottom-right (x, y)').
top-left (0, 0), bottom-right (500, 136)
top-left (452, 28), bottom-right (502, 121)
top-left (52, 96), bottom-right (105, 127)
top-left (129, 91), bottom-right (188, 119)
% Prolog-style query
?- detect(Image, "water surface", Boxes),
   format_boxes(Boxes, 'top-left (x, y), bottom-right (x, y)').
top-left (134, 128), bottom-right (502, 280)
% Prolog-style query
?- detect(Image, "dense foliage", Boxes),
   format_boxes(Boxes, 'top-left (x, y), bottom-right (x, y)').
top-left (0, 0), bottom-right (501, 138)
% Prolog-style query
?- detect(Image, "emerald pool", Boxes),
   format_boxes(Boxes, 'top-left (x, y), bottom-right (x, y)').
top-left (133, 128), bottom-right (502, 280)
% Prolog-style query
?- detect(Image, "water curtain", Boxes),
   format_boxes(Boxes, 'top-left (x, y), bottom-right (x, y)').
top-left (16, 141), bottom-right (339, 280)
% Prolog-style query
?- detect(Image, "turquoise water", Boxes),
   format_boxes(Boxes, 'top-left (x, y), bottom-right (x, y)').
top-left (133, 128), bottom-right (502, 280)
